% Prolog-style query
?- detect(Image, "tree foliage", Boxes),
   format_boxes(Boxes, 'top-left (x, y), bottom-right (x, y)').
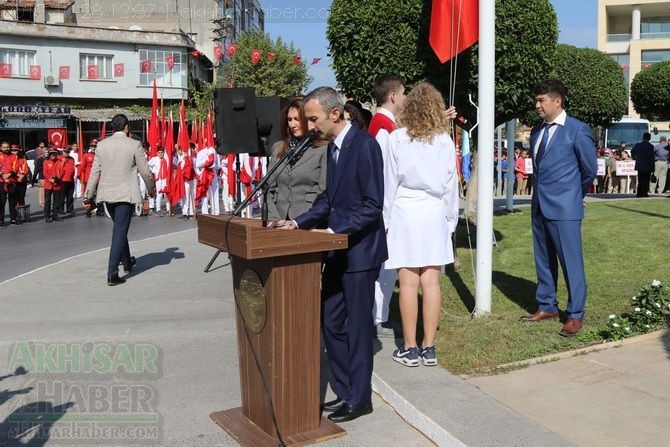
top-left (328, 0), bottom-right (558, 126)
top-left (548, 44), bottom-right (627, 128)
top-left (630, 61), bottom-right (670, 120)
top-left (327, 0), bottom-right (425, 102)
top-left (224, 30), bottom-right (312, 98)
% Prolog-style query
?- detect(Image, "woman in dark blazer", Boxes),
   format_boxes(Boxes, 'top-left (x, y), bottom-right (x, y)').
top-left (267, 97), bottom-right (328, 220)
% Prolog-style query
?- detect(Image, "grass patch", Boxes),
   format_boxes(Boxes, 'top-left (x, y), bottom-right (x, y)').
top-left (422, 198), bottom-right (670, 376)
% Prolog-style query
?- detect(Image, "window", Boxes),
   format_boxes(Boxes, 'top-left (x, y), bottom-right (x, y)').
top-left (138, 49), bottom-right (186, 88)
top-left (80, 54), bottom-right (113, 80)
top-left (0, 48), bottom-right (36, 77)
top-left (641, 17), bottom-right (670, 39)
top-left (641, 50), bottom-right (670, 68)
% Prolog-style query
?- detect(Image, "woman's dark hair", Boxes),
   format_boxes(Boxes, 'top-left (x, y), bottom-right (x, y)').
top-left (344, 103), bottom-right (367, 130)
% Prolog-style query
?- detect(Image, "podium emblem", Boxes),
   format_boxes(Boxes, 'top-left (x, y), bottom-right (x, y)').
top-left (238, 269), bottom-right (266, 333)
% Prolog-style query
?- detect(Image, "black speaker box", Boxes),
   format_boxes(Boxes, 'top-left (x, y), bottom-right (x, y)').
top-left (214, 88), bottom-right (258, 155)
top-left (255, 96), bottom-right (289, 154)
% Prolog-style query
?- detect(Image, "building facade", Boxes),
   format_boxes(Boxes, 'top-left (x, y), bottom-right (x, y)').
top-left (0, 0), bottom-right (215, 147)
top-left (597, 0), bottom-right (670, 133)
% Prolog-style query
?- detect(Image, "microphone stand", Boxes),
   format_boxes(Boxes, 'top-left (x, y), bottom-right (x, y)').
top-left (233, 132), bottom-right (316, 224)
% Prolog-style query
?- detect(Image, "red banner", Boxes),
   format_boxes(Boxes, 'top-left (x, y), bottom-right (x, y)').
top-left (29, 65), bottom-right (41, 80)
top-left (214, 45), bottom-right (223, 60)
top-left (59, 65), bottom-right (70, 79)
top-left (140, 59), bottom-right (152, 73)
top-left (293, 55), bottom-right (302, 65)
top-left (226, 43), bottom-right (238, 57)
top-left (251, 49), bottom-right (262, 65)
top-left (166, 55), bottom-right (175, 70)
top-left (0, 63), bottom-right (11, 78)
top-left (87, 65), bottom-right (98, 79)
top-left (114, 63), bottom-right (125, 77)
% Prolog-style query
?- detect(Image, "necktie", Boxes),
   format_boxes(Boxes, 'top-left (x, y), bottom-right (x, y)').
top-left (536, 122), bottom-right (554, 165)
top-left (330, 142), bottom-right (339, 167)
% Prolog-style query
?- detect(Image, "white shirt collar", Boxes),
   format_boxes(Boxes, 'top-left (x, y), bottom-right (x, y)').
top-left (376, 107), bottom-right (396, 123)
top-left (333, 121), bottom-right (353, 150)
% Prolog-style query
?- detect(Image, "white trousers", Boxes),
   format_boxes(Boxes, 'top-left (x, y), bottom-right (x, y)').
top-left (155, 191), bottom-right (170, 213)
top-left (182, 180), bottom-right (195, 216)
top-left (373, 262), bottom-right (398, 325)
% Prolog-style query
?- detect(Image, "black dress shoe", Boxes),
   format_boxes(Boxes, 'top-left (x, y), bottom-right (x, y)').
top-left (321, 397), bottom-right (345, 413)
top-left (107, 276), bottom-right (126, 286)
top-left (327, 402), bottom-right (373, 423)
top-left (123, 256), bottom-right (136, 273)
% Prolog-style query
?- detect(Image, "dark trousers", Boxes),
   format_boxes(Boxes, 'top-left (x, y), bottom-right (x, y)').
top-left (1, 187), bottom-right (18, 222)
top-left (15, 182), bottom-right (27, 206)
top-left (107, 202), bottom-right (133, 279)
top-left (636, 171), bottom-right (651, 197)
top-left (321, 257), bottom-right (378, 408)
top-left (62, 181), bottom-right (75, 213)
top-left (44, 188), bottom-right (63, 219)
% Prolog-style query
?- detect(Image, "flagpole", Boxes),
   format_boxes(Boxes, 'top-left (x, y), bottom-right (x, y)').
top-left (474, 0), bottom-right (495, 317)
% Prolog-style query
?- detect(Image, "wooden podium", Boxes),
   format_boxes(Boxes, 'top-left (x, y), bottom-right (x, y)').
top-left (197, 216), bottom-right (348, 446)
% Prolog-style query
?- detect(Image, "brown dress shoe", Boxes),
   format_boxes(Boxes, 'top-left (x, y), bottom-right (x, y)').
top-left (520, 310), bottom-right (560, 322)
top-left (559, 318), bottom-right (582, 337)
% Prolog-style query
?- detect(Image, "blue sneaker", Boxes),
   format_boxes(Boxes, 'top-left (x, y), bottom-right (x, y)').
top-left (420, 346), bottom-right (437, 366)
top-left (392, 347), bottom-right (420, 367)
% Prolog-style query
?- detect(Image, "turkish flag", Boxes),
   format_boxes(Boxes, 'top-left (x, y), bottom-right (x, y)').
top-left (59, 65), bottom-right (70, 79)
top-left (251, 49), bottom-right (262, 65)
top-left (166, 55), bottom-right (175, 70)
top-left (29, 65), bottom-right (41, 80)
top-left (226, 43), bottom-right (238, 57)
top-left (48, 129), bottom-right (67, 149)
top-left (214, 45), bottom-right (223, 60)
top-left (311, 57), bottom-right (322, 65)
top-left (87, 65), bottom-right (98, 79)
top-left (429, 0), bottom-right (479, 63)
top-left (267, 52), bottom-right (276, 62)
top-left (190, 50), bottom-right (201, 57)
top-left (293, 55), bottom-right (302, 65)
top-left (114, 63), bottom-right (124, 77)
top-left (140, 59), bottom-right (152, 73)
top-left (0, 63), bottom-right (12, 78)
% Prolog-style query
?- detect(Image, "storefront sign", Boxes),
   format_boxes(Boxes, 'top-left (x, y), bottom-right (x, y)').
top-left (0, 117), bottom-right (67, 128)
top-left (0, 105), bottom-right (71, 115)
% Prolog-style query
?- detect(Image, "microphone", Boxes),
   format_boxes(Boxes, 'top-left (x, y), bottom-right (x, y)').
top-left (287, 130), bottom-right (319, 166)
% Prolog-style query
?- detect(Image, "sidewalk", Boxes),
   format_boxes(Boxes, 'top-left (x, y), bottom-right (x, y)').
top-left (1, 227), bottom-right (668, 446)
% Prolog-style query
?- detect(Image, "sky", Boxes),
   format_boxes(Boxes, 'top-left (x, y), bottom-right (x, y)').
top-left (259, 0), bottom-right (599, 91)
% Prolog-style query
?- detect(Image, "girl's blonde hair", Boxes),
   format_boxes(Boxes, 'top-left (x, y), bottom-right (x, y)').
top-left (396, 81), bottom-right (450, 144)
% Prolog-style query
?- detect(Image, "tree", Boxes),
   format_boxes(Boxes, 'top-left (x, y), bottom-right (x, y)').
top-left (630, 61), bottom-right (670, 120)
top-left (328, 0), bottom-right (557, 125)
top-left (224, 30), bottom-right (313, 98)
top-left (327, 0), bottom-right (426, 102)
top-left (549, 44), bottom-right (627, 128)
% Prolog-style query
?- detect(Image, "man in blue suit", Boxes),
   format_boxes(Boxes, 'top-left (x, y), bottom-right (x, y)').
top-left (520, 79), bottom-right (597, 337)
top-left (274, 86), bottom-right (387, 422)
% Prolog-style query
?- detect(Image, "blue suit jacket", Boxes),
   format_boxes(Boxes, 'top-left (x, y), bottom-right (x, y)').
top-left (530, 115), bottom-right (597, 221)
top-left (295, 125), bottom-right (388, 272)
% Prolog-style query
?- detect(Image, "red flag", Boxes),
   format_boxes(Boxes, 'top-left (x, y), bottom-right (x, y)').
top-left (429, 0), bottom-right (479, 63)
top-left (87, 65), bottom-right (98, 79)
top-left (198, 120), bottom-right (205, 150)
top-left (148, 79), bottom-right (161, 156)
top-left (114, 63), bottom-right (125, 77)
top-left (226, 43), bottom-right (238, 57)
top-left (205, 109), bottom-right (215, 148)
top-left (29, 65), bottom-right (41, 80)
top-left (0, 63), bottom-right (11, 78)
top-left (311, 57), bottom-right (322, 65)
top-left (642, 63), bottom-right (651, 69)
top-left (267, 52), bottom-right (276, 62)
top-left (251, 49), bottom-right (262, 65)
top-left (190, 117), bottom-right (198, 145)
top-left (99, 121), bottom-right (106, 141)
top-left (140, 59), bottom-right (152, 73)
top-left (178, 99), bottom-right (190, 152)
top-left (190, 50), bottom-right (201, 57)
top-left (293, 55), bottom-right (302, 65)
top-left (214, 45), bottom-right (223, 60)
top-left (166, 55), bottom-right (175, 70)
top-left (78, 119), bottom-right (84, 162)
top-left (59, 65), bottom-right (70, 79)
top-left (48, 129), bottom-right (67, 149)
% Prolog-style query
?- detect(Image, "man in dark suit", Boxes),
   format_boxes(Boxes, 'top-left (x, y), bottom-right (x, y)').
top-left (631, 132), bottom-right (655, 197)
top-left (521, 79), bottom-right (597, 337)
top-left (84, 114), bottom-right (155, 286)
top-left (274, 86), bottom-right (387, 422)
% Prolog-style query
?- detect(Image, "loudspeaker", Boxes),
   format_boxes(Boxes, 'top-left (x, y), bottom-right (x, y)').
top-left (254, 96), bottom-right (289, 155)
top-left (214, 88), bottom-right (258, 154)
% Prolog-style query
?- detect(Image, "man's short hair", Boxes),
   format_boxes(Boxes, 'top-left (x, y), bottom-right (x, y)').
top-left (304, 86), bottom-right (344, 116)
top-left (109, 114), bottom-right (129, 132)
top-left (532, 79), bottom-right (568, 108)
top-left (643, 132), bottom-right (651, 141)
top-left (373, 74), bottom-right (405, 106)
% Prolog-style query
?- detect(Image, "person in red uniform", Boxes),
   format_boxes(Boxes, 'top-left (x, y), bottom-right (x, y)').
top-left (0, 141), bottom-right (20, 226)
top-left (79, 140), bottom-right (97, 216)
top-left (59, 146), bottom-right (76, 216)
top-left (11, 145), bottom-right (30, 223)
top-left (43, 149), bottom-right (64, 222)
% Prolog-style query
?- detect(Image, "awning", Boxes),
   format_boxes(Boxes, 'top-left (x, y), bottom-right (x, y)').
top-left (69, 108), bottom-right (147, 122)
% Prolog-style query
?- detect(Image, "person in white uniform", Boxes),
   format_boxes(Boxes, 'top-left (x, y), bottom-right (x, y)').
top-left (382, 81), bottom-right (459, 368)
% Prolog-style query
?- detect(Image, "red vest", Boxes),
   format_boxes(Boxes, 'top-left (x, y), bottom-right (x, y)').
top-left (368, 112), bottom-right (396, 138)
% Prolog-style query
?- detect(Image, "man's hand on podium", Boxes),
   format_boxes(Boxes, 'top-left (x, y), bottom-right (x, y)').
top-left (268, 219), bottom-right (297, 230)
